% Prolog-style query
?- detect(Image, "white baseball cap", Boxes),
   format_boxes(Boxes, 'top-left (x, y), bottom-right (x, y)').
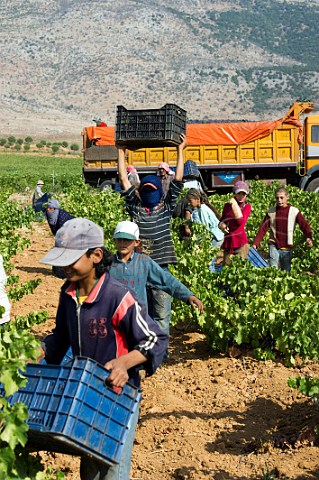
top-left (113, 221), bottom-right (139, 240)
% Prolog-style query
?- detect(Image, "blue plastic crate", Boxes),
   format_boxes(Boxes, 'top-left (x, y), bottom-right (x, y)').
top-left (39, 346), bottom-right (73, 366)
top-left (4, 357), bottom-right (141, 466)
top-left (210, 248), bottom-right (268, 274)
top-left (170, 160), bottom-right (200, 178)
top-left (183, 160), bottom-right (200, 178)
top-left (247, 247), bottom-right (268, 268)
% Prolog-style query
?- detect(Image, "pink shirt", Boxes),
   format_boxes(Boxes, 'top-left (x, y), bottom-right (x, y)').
top-left (220, 201), bottom-right (251, 252)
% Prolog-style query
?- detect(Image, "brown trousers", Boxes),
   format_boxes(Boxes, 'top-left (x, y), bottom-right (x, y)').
top-left (215, 243), bottom-right (250, 266)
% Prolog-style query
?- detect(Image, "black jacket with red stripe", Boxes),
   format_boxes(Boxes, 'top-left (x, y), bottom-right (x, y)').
top-left (43, 272), bottom-right (168, 386)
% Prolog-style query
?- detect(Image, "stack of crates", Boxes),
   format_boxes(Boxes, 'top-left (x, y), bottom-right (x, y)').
top-left (1, 357), bottom-right (141, 467)
top-left (115, 103), bottom-right (187, 147)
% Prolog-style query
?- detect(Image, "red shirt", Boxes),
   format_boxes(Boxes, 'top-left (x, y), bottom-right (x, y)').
top-left (253, 205), bottom-right (312, 249)
top-left (220, 201), bottom-right (251, 252)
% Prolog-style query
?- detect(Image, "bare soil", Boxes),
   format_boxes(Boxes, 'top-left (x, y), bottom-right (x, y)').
top-left (9, 223), bottom-right (319, 480)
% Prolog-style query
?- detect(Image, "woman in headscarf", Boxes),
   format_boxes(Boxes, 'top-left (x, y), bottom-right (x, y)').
top-left (126, 165), bottom-right (140, 188)
top-left (157, 162), bottom-right (175, 197)
top-left (45, 198), bottom-right (74, 235)
top-left (45, 198), bottom-right (74, 278)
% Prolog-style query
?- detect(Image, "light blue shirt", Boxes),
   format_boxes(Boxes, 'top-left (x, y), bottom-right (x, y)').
top-left (191, 204), bottom-right (224, 242)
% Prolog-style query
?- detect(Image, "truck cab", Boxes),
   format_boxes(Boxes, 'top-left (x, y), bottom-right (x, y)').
top-left (301, 114), bottom-right (319, 191)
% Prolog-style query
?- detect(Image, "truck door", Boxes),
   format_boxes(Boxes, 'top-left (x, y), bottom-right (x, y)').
top-left (303, 115), bottom-right (319, 191)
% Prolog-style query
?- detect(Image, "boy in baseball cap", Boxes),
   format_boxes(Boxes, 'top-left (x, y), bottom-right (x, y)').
top-left (39, 217), bottom-right (168, 480)
top-left (111, 220), bottom-right (204, 336)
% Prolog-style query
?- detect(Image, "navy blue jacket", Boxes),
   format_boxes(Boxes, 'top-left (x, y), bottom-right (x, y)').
top-left (43, 273), bottom-right (168, 386)
top-left (47, 209), bottom-right (74, 235)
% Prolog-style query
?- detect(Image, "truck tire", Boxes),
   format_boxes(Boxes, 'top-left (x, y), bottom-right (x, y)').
top-left (99, 180), bottom-right (113, 191)
top-left (306, 178), bottom-right (319, 193)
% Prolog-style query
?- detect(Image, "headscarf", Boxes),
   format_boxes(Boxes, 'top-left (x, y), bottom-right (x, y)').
top-left (157, 162), bottom-right (175, 175)
top-left (127, 165), bottom-right (138, 174)
top-left (47, 199), bottom-right (60, 209)
top-left (138, 175), bottom-right (164, 209)
top-left (46, 199), bottom-right (60, 226)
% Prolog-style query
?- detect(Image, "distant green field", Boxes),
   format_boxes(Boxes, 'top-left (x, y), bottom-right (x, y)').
top-left (0, 153), bottom-right (83, 192)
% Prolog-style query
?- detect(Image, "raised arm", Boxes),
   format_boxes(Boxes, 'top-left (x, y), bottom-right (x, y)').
top-left (228, 197), bottom-right (243, 219)
top-left (117, 145), bottom-right (132, 191)
top-left (174, 133), bottom-right (188, 181)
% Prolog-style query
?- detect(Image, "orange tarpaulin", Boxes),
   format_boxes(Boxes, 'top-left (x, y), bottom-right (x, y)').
top-left (186, 120), bottom-right (283, 146)
top-left (85, 126), bottom-right (116, 145)
top-left (85, 116), bottom-right (302, 147)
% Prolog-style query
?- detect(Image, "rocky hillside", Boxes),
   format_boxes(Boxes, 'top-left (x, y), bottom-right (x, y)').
top-left (0, 0), bottom-right (318, 141)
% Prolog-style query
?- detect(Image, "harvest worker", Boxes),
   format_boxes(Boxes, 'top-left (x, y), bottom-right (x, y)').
top-left (252, 186), bottom-right (313, 271)
top-left (157, 161), bottom-right (175, 197)
top-left (216, 180), bottom-right (252, 266)
top-left (32, 179), bottom-right (45, 209)
top-left (39, 217), bottom-right (168, 480)
top-left (44, 198), bottom-right (75, 279)
top-left (116, 134), bottom-right (187, 353)
top-left (110, 220), bottom-right (204, 321)
top-left (92, 115), bottom-right (107, 127)
top-left (0, 254), bottom-right (11, 325)
top-left (45, 198), bottom-right (74, 236)
top-left (126, 165), bottom-right (140, 188)
top-left (186, 188), bottom-right (224, 247)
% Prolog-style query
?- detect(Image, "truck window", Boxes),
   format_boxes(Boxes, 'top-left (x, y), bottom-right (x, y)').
top-left (311, 125), bottom-right (319, 143)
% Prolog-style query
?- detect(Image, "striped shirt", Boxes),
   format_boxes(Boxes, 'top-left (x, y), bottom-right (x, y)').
top-left (253, 205), bottom-right (312, 249)
top-left (124, 180), bottom-right (183, 265)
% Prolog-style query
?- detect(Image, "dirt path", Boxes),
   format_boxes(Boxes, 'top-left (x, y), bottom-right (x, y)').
top-left (9, 223), bottom-right (319, 479)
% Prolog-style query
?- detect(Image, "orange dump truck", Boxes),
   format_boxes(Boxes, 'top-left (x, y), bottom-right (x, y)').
top-left (82, 100), bottom-right (319, 192)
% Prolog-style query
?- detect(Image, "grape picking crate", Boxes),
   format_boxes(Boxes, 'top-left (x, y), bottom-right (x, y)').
top-left (115, 103), bottom-right (187, 147)
top-left (210, 248), bottom-right (268, 275)
top-left (1, 357), bottom-right (141, 466)
top-left (247, 247), bottom-right (268, 268)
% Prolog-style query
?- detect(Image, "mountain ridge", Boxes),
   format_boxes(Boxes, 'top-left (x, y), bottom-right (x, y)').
top-left (0, 0), bottom-right (318, 141)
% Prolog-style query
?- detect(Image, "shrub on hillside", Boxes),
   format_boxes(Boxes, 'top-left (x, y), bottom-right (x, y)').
top-left (51, 145), bottom-right (59, 154)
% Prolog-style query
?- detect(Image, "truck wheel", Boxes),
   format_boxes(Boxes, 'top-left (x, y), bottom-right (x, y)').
top-left (99, 181), bottom-right (113, 191)
top-left (306, 178), bottom-right (319, 193)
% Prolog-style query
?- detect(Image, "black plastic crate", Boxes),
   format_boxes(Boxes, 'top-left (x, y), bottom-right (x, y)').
top-left (115, 104), bottom-right (187, 147)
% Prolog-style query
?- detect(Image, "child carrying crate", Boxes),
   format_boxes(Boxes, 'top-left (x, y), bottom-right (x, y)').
top-left (39, 217), bottom-right (168, 480)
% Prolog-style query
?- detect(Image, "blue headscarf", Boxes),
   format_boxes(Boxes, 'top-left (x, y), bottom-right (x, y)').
top-left (138, 175), bottom-right (164, 208)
